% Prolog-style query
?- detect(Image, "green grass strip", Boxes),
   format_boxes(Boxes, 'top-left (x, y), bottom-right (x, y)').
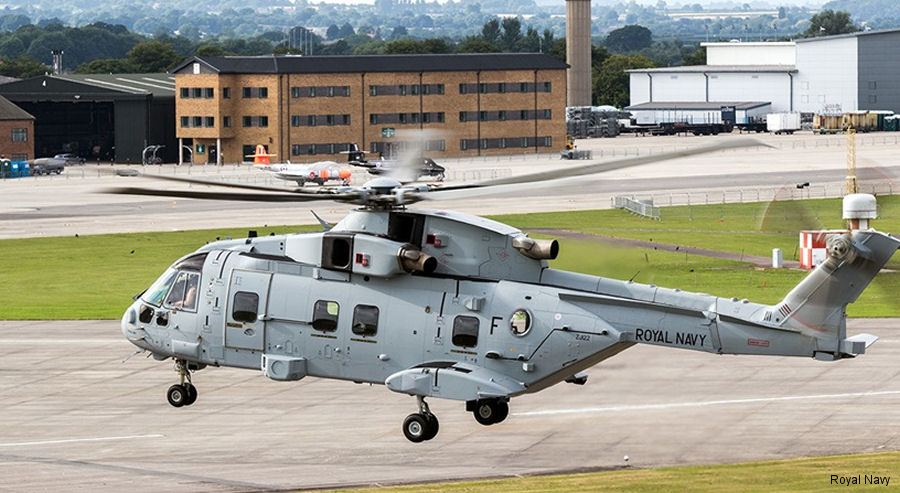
top-left (0, 197), bottom-right (896, 319)
top-left (316, 451), bottom-right (900, 493)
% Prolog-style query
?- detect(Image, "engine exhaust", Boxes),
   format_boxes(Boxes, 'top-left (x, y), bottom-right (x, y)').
top-left (399, 247), bottom-right (437, 273)
top-left (512, 236), bottom-right (559, 260)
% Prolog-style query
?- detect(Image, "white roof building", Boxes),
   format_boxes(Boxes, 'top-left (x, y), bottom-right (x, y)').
top-left (627, 29), bottom-right (900, 120)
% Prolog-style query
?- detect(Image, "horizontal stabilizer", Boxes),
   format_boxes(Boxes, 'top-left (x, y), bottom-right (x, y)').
top-left (842, 333), bottom-right (878, 356)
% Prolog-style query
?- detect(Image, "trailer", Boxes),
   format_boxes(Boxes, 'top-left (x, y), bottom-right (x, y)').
top-left (736, 118), bottom-right (767, 133)
top-left (766, 112), bottom-right (801, 134)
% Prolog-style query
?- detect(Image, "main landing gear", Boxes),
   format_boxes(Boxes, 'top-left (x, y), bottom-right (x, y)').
top-left (402, 397), bottom-right (512, 442)
top-left (402, 396), bottom-right (439, 443)
top-left (468, 398), bottom-right (509, 426)
top-left (166, 359), bottom-right (198, 408)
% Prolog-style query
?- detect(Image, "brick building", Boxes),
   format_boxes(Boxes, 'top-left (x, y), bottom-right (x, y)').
top-left (0, 95), bottom-right (34, 161)
top-left (172, 54), bottom-right (567, 164)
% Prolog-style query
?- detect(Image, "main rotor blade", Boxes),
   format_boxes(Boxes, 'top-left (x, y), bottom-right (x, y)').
top-left (106, 187), bottom-right (356, 203)
top-left (429, 138), bottom-right (768, 201)
top-left (110, 170), bottom-right (301, 194)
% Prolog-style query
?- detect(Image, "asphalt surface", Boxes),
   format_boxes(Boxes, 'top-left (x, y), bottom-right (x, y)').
top-left (1, 319), bottom-right (898, 492)
top-left (1, 132), bottom-right (898, 239)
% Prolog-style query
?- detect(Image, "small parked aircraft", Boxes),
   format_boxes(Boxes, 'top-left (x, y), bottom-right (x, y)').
top-left (247, 145), bottom-right (352, 186)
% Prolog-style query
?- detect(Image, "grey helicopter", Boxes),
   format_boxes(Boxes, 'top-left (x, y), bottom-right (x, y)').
top-left (114, 138), bottom-right (899, 442)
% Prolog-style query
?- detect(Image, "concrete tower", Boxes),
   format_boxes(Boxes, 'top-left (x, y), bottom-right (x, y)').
top-left (566, 0), bottom-right (591, 107)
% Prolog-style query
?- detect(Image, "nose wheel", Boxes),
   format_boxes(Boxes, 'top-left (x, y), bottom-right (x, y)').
top-left (167, 359), bottom-right (199, 408)
top-left (402, 396), bottom-right (439, 442)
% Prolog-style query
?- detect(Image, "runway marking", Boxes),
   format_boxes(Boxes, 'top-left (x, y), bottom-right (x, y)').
top-left (513, 390), bottom-right (900, 417)
top-left (0, 339), bottom-right (124, 344)
top-left (0, 434), bottom-right (164, 448)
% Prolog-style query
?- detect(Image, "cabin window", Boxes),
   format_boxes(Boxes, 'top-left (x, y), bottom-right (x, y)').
top-left (313, 300), bottom-right (340, 331)
top-left (510, 309), bottom-right (531, 336)
top-left (452, 315), bottom-right (479, 347)
top-left (232, 291), bottom-right (259, 322)
top-left (352, 304), bottom-right (379, 336)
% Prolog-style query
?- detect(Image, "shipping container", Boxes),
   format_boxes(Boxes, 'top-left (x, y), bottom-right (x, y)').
top-left (766, 112), bottom-right (801, 134)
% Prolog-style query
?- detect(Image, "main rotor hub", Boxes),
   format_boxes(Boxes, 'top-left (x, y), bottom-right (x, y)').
top-left (364, 177), bottom-right (404, 195)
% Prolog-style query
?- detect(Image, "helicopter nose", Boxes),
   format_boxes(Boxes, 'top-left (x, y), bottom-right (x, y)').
top-left (121, 305), bottom-right (149, 349)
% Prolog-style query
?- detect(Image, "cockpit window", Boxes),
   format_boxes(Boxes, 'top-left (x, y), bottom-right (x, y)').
top-left (174, 252), bottom-right (208, 271)
top-left (142, 269), bottom-right (177, 307)
top-left (164, 271), bottom-right (200, 311)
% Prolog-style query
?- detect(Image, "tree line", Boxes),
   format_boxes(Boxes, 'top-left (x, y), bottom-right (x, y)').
top-left (0, 9), bottom-right (860, 109)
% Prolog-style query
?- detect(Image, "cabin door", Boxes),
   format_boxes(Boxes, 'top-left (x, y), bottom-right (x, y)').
top-left (224, 269), bottom-right (271, 351)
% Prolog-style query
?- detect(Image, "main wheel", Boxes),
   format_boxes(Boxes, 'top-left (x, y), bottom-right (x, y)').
top-left (473, 399), bottom-right (503, 426)
top-left (403, 413), bottom-right (429, 442)
top-left (167, 384), bottom-right (187, 407)
top-left (183, 383), bottom-right (198, 406)
top-left (492, 401), bottom-right (509, 424)
top-left (422, 413), bottom-right (439, 441)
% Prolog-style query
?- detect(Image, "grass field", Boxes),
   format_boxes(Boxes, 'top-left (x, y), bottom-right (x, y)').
top-left (316, 451), bottom-right (899, 493)
top-left (0, 225), bottom-right (317, 319)
top-left (0, 197), bottom-right (896, 319)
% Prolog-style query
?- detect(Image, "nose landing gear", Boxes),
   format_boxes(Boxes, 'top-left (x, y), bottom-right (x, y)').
top-left (166, 359), bottom-right (199, 408)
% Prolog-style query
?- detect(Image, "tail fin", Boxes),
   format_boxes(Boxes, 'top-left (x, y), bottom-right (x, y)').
top-left (346, 143), bottom-right (366, 164)
top-left (775, 230), bottom-right (899, 358)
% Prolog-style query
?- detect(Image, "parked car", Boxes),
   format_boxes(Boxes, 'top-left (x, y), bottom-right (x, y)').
top-left (31, 160), bottom-right (64, 175)
top-left (36, 153), bottom-right (85, 166)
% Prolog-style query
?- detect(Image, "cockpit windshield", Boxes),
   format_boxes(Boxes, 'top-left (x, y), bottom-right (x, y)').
top-left (141, 252), bottom-right (208, 308)
top-left (142, 269), bottom-right (177, 307)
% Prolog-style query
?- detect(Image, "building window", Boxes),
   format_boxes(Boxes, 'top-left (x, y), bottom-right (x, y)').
top-left (223, 87), bottom-right (231, 99)
top-left (224, 116), bottom-right (231, 128)
top-left (292, 85), bottom-right (350, 98)
top-left (352, 305), bottom-right (379, 336)
top-left (204, 116), bottom-right (214, 127)
top-left (192, 116), bottom-right (202, 127)
top-left (11, 153), bottom-right (27, 160)
top-left (312, 300), bottom-right (339, 331)
top-left (191, 88), bottom-right (202, 98)
top-left (869, 95), bottom-right (877, 104)
top-left (180, 116), bottom-right (189, 127)
top-left (204, 88), bottom-right (214, 98)
top-left (242, 116), bottom-right (268, 127)
top-left (543, 82), bottom-right (551, 92)
top-left (868, 81), bottom-right (877, 90)
top-left (242, 87), bottom-right (267, 98)
top-left (452, 315), bottom-right (479, 347)
top-left (11, 128), bottom-right (27, 142)
top-left (180, 88), bottom-right (189, 98)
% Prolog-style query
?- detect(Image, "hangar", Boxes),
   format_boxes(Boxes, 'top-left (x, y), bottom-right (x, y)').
top-left (627, 28), bottom-right (900, 122)
top-left (0, 73), bottom-right (176, 163)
